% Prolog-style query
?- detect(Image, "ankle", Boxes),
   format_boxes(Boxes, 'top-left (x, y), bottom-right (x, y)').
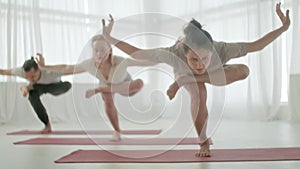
top-left (200, 138), bottom-right (212, 147)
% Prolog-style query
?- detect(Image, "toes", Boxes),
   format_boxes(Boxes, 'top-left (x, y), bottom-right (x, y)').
top-left (195, 150), bottom-right (211, 157)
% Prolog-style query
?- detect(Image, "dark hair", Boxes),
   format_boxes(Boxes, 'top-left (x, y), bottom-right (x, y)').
top-left (22, 57), bottom-right (38, 72)
top-left (182, 19), bottom-right (213, 53)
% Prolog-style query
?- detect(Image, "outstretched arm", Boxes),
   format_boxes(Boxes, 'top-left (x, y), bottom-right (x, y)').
top-left (36, 53), bottom-right (85, 75)
top-left (42, 65), bottom-right (84, 75)
top-left (0, 69), bottom-right (12, 76)
top-left (245, 3), bottom-right (290, 53)
top-left (127, 59), bottom-right (157, 67)
top-left (167, 3), bottom-right (290, 100)
top-left (102, 15), bottom-right (151, 60)
top-left (1, 67), bottom-right (33, 96)
top-left (1, 66), bottom-right (32, 96)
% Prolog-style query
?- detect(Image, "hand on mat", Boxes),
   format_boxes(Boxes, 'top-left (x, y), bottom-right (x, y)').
top-left (167, 82), bottom-right (179, 100)
top-left (102, 14), bottom-right (114, 39)
top-left (276, 2), bottom-right (290, 32)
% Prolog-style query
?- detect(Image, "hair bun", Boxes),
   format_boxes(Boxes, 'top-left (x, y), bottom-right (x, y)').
top-left (190, 18), bottom-right (202, 30)
top-left (184, 18), bottom-right (203, 36)
top-left (182, 18), bottom-right (213, 52)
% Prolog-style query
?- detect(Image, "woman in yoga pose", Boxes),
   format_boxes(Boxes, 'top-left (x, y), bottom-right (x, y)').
top-left (101, 3), bottom-right (290, 156)
top-left (39, 34), bottom-right (155, 140)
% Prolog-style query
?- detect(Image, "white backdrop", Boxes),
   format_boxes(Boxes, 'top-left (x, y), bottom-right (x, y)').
top-left (0, 0), bottom-right (297, 124)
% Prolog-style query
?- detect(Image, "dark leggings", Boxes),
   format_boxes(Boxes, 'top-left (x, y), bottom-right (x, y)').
top-left (28, 81), bottom-right (71, 126)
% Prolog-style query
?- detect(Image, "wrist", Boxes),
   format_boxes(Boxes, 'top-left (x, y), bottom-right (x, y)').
top-left (26, 86), bottom-right (33, 91)
top-left (176, 76), bottom-right (186, 86)
top-left (104, 35), bottom-right (113, 42)
top-left (20, 86), bottom-right (27, 92)
top-left (107, 36), bottom-right (119, 45)
top-left (95, 87), bottom-right (104, 93)
top-left (279, 25), bottom-right (289, 32)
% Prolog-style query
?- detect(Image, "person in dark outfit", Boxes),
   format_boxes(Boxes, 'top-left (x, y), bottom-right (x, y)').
top-left (0, 57), bottom-right (71, 133)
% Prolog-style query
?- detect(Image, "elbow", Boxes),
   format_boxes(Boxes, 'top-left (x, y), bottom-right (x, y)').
top-left (246, 42), bottom-right (265, 53)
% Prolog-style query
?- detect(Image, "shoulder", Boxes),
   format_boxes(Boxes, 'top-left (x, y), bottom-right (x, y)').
top-left (213, 41), bottom-right (246, 49)
top-left (213, 41), bottom-right (246, 53)
top-left (168, 42), bottom-right (186, 61)
top-left (212, 41), bottom-right (225, 48)
top-left (113, 55), bottom-right (125, 60)
top-left (41, 69), bottom-right (61, 77)
top-left (79, 58), bottom-right (93, 67)
top-left (112, 55), bottom-right (127, 65)
top-left (156, 43), bottom-right (180, 53)
top-left (212, 41), bottom-right (248, 61)
top-left (150, 43), bottom-right (184, 58)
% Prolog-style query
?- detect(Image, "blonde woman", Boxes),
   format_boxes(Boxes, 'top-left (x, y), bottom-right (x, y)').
top-left (39, 35), bottom-right (155, 140)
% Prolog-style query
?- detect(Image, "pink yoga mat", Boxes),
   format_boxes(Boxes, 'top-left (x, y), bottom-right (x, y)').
top-left (55, 148), bottom-right (300, 163)
top-left (7, 129), bottom-right (161, 135)
top-left (14, 137), bottom-right (200, 145)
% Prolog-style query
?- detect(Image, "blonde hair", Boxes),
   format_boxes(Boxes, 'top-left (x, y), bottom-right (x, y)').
top-left (91, 34), bottom-right (115, 65)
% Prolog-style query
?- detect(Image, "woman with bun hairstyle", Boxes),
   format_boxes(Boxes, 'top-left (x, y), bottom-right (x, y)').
top-left (101, 3), bottom-right (290, 156)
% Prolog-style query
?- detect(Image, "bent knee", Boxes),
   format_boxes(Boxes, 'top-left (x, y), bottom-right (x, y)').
top-left (133, 79), bottom-right (144, 88)
top-left (127, 79), bottom-right (144, 96)
top-left (237, 64), bottom-right (250, 80)
top-left (64, 82), bottom-right (72, 90)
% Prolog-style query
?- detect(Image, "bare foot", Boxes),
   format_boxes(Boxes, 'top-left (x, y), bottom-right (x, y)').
top-left (195, 139), bottom-right (211, 157)
top-left (85, 89), bottom-right (96, 98)
top-left (110, 131), bottom-right (121, 141)
top-left (41, 123), bottom-right (52, 134)
top-left (128, 79), bottom-right (144, 95)
top-left (167, 82), bottom-right (179, 100)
